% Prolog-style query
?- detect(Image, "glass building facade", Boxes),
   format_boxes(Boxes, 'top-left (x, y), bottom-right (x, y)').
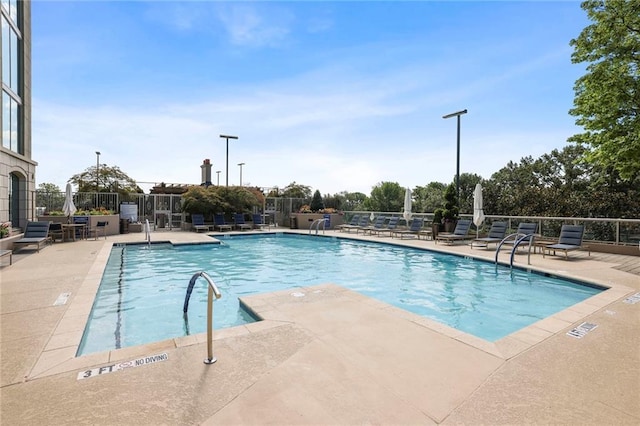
top-left (0, 0), bottom-right (34, 229)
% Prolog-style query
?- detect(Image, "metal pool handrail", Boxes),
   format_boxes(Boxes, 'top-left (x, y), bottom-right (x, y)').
top-left (309, 218), bottom-right (327, 235)
top-left (495, 233), bottom-right (536, 267)
top-left (183, 271), bottom-right (222, 364)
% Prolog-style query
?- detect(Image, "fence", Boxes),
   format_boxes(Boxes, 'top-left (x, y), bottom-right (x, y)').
top-left (34, 191), bottom-right (639, 247)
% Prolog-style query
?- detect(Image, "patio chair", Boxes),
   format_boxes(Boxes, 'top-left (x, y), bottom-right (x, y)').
top-left (435, 219), bottom-right (472, 244)
top-left (252, 214), bottom-right (270, 230)
top-left (343, 216), bottom-right (370, 233)
top-left (13, 221), bottom-right (51, 252)
top-left (234, 213), bottom-right (252, 231)
top-left (87, 221), bottom-right (109, 240)
top-left (213, 213), bottom-right (233, 232)
top-left (191, 214), bottom-right (209, 233)
top-left (48, 222), bottom-right (64, 243)
top-left (470, 221), bottom-right (508, 249)
top-left (370, 216), bottom-right (400, 237)
top-left (500, 222), bottom-right (538, 252)
top-left (359, 215), bottom-right (387, 235)
top-left (542, 224), bottom-right (589, 259)
top-left (392, 217), bottom-right (424, 239)
top-left (336, 214), bottom-right (361, 232)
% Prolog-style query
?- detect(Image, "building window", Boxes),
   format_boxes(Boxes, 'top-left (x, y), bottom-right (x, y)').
top-left (9, 172), bottom-right (19, 226)
top-left (1, 8), bottom-right (22, 154)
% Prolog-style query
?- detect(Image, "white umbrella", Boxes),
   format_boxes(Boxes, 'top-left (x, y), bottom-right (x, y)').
top-left (473, 183), bottom-right (485, 238)
top-left (62, 183), bottom-right (77, 222)
top-left (403, 187), bottom-right (413, 224)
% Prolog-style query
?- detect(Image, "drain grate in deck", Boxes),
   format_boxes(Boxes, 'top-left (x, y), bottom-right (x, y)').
top-left (567, 322), bottom-right (598, 339)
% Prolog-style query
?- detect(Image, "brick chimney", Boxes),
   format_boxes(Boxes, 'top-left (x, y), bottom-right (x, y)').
top-left (201, 159), bottom-right (212, 187)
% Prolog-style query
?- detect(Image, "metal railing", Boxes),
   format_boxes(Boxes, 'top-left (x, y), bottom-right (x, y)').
top-left (309, 218), bottom-right (327, 235)
top-left (182, 271), bottom-right (222, 364)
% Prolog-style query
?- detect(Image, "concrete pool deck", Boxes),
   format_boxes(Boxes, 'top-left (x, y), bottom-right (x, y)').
top-left (0, 229), bottom-right (638, 424)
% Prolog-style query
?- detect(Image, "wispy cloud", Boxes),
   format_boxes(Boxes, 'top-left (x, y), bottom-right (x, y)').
top-left (216, 3), bottom-right (294, 48)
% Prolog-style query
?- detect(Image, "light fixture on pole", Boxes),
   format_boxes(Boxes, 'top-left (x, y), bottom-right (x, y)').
top-left (442, 109), bottom-right (467, 206)
top-left (95, 151), bottom-right (101, 191)
top-left (216, 170), bottom-right (221, 186)
top-left (219, 134), bottom-right (238, 187)
top-left (238, 162), bottom-right (245, 186)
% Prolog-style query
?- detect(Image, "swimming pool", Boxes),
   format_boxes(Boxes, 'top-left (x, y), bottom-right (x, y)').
top-left (78, 234), bottom-right (604, 355)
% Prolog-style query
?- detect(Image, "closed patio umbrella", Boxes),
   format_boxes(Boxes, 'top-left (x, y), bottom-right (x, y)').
top-left (473, 183), bottom-right (485, 238)
top-left (62, 183), bottom-right (77, 223)
top-left (403, 187), bottom-right (413, 224)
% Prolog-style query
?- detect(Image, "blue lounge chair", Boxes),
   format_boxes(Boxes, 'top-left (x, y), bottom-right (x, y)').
top-left (191, 214), bottom-right (209, 233)
top-left (234, 213), bottom-right (252, 231)
top-left (13, 221), bottom-right (51, 252)
top-left (344, 216), bottom-right (370, 233)
top-left (470, 221), bottom-right (508, 249)
top-left (500, 222), bottom-right (538, 252)
top-left (435, 219), bottom-right (472, 244)
top-left (359, 215), bottom-right (387, 235)
top-left (543, 224), bottom-right (589, 259)
top-left (252, 214), bottom-right (270, 230)
top-left (337, 214), bottom-right (361, 232)
top-left (213, 213), bottom-right (233, 231)
top-left (392, 217), bottom-right (424, 239)
top-left (370, 216), bottom-right (400, 237)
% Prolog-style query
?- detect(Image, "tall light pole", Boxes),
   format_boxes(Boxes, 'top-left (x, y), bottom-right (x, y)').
top-left (95, 151), bottom-right (101, 191)
top-left (238, 162), bottom-right (245, 186)
top-left (219, 134), bottom-right (238, 186)
top-left (216, 170), bottom-right (221, 186)
top-left (442, 109), bottom-right (467, 206)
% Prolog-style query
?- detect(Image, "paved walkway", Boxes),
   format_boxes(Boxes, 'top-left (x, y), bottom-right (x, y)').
top-left (1, 229), bottom-right (638, 425)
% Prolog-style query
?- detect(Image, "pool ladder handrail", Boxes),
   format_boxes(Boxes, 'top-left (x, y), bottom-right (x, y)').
top-left (495, 232), bottom-right (536, 267)
top-left (183, 271), bottom-right (222, 364)
top-left (144, 219), bottom-right (151, 245)
top-left (309, 218), bottom-right (327, 235)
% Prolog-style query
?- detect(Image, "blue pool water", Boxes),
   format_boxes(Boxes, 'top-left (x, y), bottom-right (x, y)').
top-left (78, 234), bottom-right (603, 355)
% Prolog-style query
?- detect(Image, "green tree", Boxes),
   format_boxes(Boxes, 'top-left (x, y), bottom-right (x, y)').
top-left (568, 0), bottom-right (640, 181)
top-left (457, 173), bottom-right (484, 214)
top-left (181, 186), bottom-right (263, 218)
top-left (365, 182), bottom-right (404, 212)
top-left (412, 182), bottom-right (446, 213)
top-left (69, 164), bottom-right (142, 194)
top-left (337, 191), bottom-right (368, 211)
top-left (310, 190), bottom-right (324, 211)
top-left (281, 181), bottom-right (312, 199)
top-left (36, 182), bottom-right (64, 212)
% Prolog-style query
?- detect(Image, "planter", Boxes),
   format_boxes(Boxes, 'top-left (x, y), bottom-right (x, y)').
top-left (290, 213), bottom-right (345, 230)
top-left (38, 215), bottom-right (121, 236)
top-left (444, 221), bottom-right (456, 233)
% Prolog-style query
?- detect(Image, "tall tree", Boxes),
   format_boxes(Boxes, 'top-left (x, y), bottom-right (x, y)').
top-left (281, 181), bottom-right (312, 199)
top-left (568, 0), bottom-right (640, 181)
top-left (365, 182), bottom-right (404, 212)
top-left (69, 164), bottom-right (142, 194)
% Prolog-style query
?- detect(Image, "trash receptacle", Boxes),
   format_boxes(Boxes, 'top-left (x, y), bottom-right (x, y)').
top-left (290, 216), bottom-right (298, 229)
top-left (120, 219), bottom-right (129, 234)
top-left (158, 214), bottom-right (166, 229)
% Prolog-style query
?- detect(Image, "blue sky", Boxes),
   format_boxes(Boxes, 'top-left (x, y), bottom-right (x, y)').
top-left (33, 1), bottom-right (589, 195)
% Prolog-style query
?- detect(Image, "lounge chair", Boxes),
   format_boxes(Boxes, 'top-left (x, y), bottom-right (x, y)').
top-left (392, 217), bottom-right (424, 239)
top-left (213, 213), bottom-right (233, 231)
top-left (543, 224), bottom-right (589, 259)
top-left (0, 249), bottom-right (12, 265)
top-left (435, 219), bottom-right (472, 244)
top-left (234, 213), bottom-right (252, 231)
top-left (252, 214), bottom-right (270, 230)
top-left (343, 216), bottom-right (370, 233)
top-left (359, 215), bottom-right (387, 235)
top-left (470, 221), bottom-right (508, 249)
top-left (500, 222), bottom-right (538, 251)
top-left (191, 214), bottom-right (209, 233)
top-left (370, 216), bottom-right (400, 237)
top-left (13, 221), bottom-right (51, 252)
top-left (337, 215), bottom-right (361, 232)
